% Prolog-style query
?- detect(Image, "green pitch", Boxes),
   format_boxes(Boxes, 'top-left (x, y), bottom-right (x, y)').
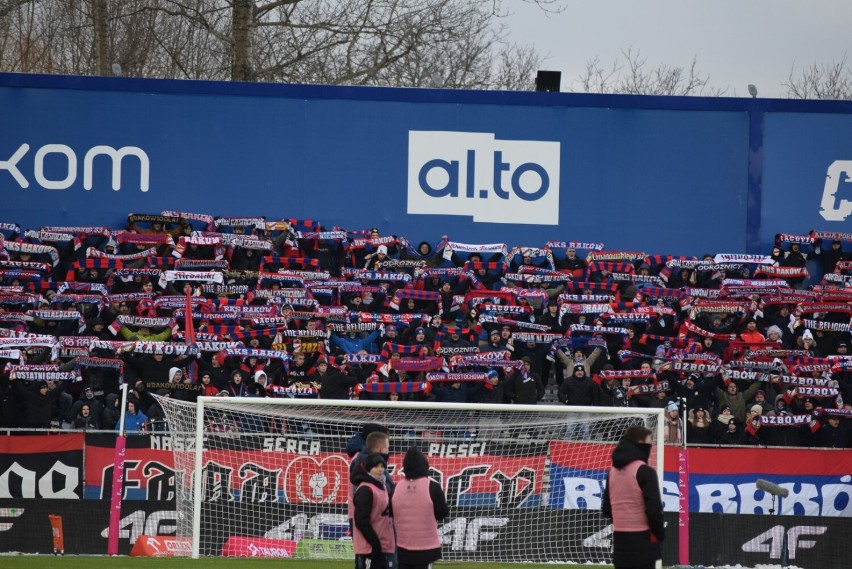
top-left (0, 558), bottom-right (613, 569)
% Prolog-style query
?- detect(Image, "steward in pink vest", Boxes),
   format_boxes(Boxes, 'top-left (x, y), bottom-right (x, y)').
top-left (601, 425), bottom-right (665, 569)
top-left (352, 453), bottom-right (396, 569)
top-left (392, 447), bottom-right (449, 569)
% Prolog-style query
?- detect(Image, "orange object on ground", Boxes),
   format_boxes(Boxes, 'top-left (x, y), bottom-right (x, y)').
top-left (48, 514), bottom-right (64, 555)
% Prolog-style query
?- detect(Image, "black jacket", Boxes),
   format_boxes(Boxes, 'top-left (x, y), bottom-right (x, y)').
top-left (505, 369), bottom-right (545, 404)
top-left (602, 437), bottom-right (665, 567)
top-left (558, 374), bottom-right (599, 406)
top-left (351, 459), bottom-right (391, 554)
top-left (313, 367), bottom-right (358, 400)
top-left (14, 381), bottom-right (66, 428)
top-left (394, 448), bottom-right (449, 565)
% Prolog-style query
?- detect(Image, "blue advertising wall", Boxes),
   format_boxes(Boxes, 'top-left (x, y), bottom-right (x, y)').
top-left (0, 73), bottom-right (850, 256)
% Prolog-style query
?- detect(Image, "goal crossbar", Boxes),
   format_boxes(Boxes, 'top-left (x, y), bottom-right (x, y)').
top-left (155, 395), bottom-right (664, 562)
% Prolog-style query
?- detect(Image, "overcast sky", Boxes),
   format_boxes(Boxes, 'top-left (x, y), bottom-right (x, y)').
top-left (504, 0), bottom-right (852, 98)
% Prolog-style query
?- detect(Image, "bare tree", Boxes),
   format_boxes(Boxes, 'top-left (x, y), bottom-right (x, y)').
top-left (93, 0), bottom-right (109, 75)
top-left (575, 48), bottom-right (726, 97)
top-left (783, 56), bottom-right (852, 100)
top-left (0, 0), bottom-right (36, 19)
top-left (0, 0), bottom-right (551, 90)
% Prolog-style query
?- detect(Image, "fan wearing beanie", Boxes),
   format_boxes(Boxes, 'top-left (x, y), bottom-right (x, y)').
top-left (664, 401), bottom-right (682, 444)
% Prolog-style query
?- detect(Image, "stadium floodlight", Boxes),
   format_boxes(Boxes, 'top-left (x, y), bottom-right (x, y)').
top-left (155, 396), bottom-right (663, 563)
top-left (748, 84), bottom-right (758, 98)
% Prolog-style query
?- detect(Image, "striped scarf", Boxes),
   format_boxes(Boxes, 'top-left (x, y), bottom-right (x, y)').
top-left (569, 324), bottom-right (629, 337)
top-left (597, 369), bottom-right (657, 384)
top-left (381, 342), bottom-right (427, 359)
top-left (59, 336), bottom-right (97, 357)
top-left (562, 282), bottom-right (620, 294)
top-left (28, 310), bottom-right (85, 332)
top-left (5, 363), bottom-right (78, 382)
top-left (75, 356), bottom-right (124, 382)
top-left (354, 381), bottom-right (430, 395)
top-left (547, 337), bottom-right (606, 361)
top-left (670, 361), bottom-right (721, 375)
top-left (109, 315), bottom-right (178, 336)
top-left (627, 379), bottom-right (668, 397)
top-left (587, 261), bottom-right (635, 274)
top-left (681, 320), bottom-right (738, 341)
top-left (426, 372), bottom-right (488, 383)
top-left (260, 256), bottom-right (319, 271)
top-left (391, 357), bottom-right (444, 372)
top-left (221, 347), bottom-right (290, 362)
top-left (389, 289), bottom-right (440, 311)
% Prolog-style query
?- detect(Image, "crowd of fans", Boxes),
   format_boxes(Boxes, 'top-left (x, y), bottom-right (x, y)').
top-left (0, 213), bottom-right (850, 448)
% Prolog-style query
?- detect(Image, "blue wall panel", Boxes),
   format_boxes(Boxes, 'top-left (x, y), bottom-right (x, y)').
top-left (761, 112), bottom-right (852, 246)
top-left (0, 73), bottom-right (849, 257)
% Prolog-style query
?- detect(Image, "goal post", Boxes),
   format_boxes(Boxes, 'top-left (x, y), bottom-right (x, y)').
top-left (155, 396), bottom-right (664, 562)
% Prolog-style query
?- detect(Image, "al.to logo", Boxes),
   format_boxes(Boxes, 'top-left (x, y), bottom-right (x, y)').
top-left (820, 160), bottom-right (852, 221)
top-left (407, 131), bottom-right (560, 225)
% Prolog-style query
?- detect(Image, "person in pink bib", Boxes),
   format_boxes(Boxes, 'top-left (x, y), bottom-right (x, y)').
top-left (392, 447), bottom-right (449, 569)
top-left (602, 425), bottom-right (665, 569)
top-left (352, 453), bottom-right (396, 569)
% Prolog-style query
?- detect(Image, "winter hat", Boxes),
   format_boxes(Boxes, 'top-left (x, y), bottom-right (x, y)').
top-left (377, 245), bottom-right (388, 255)
top-left (766, 325), bottom-right (783, 338)
top-left (666, 401), bottom-right (679, 413)
top-left (360, 423), bottom-right (389, 438)
top-left (802, 329), bottom-right (814, 341)
top-left (720, 404), bottom-right (732, 413)
top-left (750, 404), bottom-right (763, 414)
top-left (364, 453), bottom-right (387, 471)
top-left (402, 447), bottom-right (430, 479)
top-left (489, 328), bottom-right (501, 337)
top-left (415, 327), bottom-right (426, 335)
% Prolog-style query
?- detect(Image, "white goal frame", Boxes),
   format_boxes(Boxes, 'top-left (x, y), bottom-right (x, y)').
top-left (185, 397), bottom-right (664, 560)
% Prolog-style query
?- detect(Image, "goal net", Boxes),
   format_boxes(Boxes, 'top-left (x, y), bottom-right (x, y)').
top-left (155, 397), bottom-right (663, 563)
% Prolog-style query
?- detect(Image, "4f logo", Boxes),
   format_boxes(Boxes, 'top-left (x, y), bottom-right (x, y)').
top-left (820, 160), bottom-right (852, 221)
top-left (742, 525), bottom-right (827, 559)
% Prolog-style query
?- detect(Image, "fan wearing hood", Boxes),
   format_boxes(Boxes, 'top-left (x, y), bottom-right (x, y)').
top-left (165, 367), bottom-right (192, 401)
top-left (392, 447), bottom-right (449, 569)
top-left (602, 426), bottom-right (665, 569)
